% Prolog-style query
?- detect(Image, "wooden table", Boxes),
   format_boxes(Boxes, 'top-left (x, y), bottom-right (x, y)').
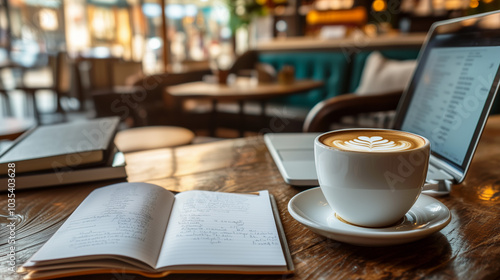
top-left (167, 78), bottom-right (324, 136)
top-left (2, 116), bottom-right (500, 280)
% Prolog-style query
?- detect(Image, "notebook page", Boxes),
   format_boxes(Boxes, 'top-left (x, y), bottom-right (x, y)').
top-left (29, 183), bottom-right (174, 268)
top-left (156, 190), bottom-right (287, 268)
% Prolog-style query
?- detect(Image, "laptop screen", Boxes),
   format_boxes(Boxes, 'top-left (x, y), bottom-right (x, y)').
top-left (395, 11), bottom-right (500, 178)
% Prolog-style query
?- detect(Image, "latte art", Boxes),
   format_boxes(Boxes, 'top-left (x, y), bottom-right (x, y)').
top-left (332, 136), bottom-right (412, 152)
top-left (320, 129), bottom-right (425, 152)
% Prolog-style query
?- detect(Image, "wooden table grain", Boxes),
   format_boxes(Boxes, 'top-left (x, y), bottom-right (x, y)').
top-left (2, 116), bottom-right (500, 280)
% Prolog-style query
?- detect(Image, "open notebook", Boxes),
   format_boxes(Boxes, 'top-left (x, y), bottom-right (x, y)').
top-left (20, 183), bottom-right (293, 279)
top-left (265, 11), bottom-right (500, 195)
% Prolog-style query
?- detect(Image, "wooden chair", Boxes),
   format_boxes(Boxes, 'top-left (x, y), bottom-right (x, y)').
top-left (0, 64), bottom-right (36, 149)
top-left (80, 57), bottom-right (120, 91)
top-left (88, 59), bottom-right (208, 126)
top-left (82, 58), bottom-right (142, 124)
top-left (130, 69), bottom-right (210, 127)
top-left (87, 60), bottom-right (205, 152)
top-left (111, 60), bottom-right (143, 86)
top-left (0, 74), bottom-right (36, 151)
top-left (303, 91), bottom-right (403, 132)
top-left (0, 76), bottom-right (11, 117)
top-left (15, 52), bottom-right (72, 124)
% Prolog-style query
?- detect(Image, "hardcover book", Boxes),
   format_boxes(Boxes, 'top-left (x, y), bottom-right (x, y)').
top-left (0, 117), bottom-right (120, 175)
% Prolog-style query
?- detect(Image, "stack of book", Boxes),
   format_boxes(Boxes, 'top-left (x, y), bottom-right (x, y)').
top-left (0, 117), bottom-right (127, 190)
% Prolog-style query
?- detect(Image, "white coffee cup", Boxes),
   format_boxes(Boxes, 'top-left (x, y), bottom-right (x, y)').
top-left (314, 128), bottom-right (430, 228)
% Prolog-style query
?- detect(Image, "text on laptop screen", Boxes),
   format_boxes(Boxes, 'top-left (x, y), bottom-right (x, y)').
top-left (401, 46), bottom-right (500, 166)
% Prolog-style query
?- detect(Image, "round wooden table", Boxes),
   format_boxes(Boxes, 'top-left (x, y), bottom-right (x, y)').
top-left (166, 78), bottom-right (324, 136)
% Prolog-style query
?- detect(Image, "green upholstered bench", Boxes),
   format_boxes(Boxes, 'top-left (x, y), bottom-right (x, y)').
top-left (255, 49), bottom-right (421, 112)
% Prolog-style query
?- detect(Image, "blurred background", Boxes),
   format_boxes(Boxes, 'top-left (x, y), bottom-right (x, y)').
top-left (2, 0), bottom-right (498, 71)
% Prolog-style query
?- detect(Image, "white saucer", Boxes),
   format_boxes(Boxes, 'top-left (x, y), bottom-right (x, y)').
top-left (288, 187), bottom-right (451, 246)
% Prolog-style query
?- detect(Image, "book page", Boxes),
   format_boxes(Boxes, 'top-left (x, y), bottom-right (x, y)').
top-left (29, 183), bottom-right (174, 269)
top-left (156, 190), bottom-right (287, 269)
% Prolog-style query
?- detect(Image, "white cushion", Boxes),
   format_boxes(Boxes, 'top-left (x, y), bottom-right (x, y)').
top-left (355, 51), bottom-right (417, 95)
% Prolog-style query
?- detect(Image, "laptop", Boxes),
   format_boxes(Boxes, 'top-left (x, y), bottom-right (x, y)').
top-left (265, 11), bottom-right (500, 195)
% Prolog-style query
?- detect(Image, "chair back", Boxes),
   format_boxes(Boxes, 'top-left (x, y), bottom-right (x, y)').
top-left (111, 60), bottom-right (142, 86)
top-left (54, 52), bottom-right (71, 93)
top-left (0, 96), bottom-right (9, 117)
top-left (78, 57), bottom-right (118, 91)
top-left (229, 50), bottom-right (259, 75)
top-left (0, 79), bottom-right (10, 116)
top-left (303, 91), bottom-right (403, 132)
top-left (91, 58), bottom-right (116, 89)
